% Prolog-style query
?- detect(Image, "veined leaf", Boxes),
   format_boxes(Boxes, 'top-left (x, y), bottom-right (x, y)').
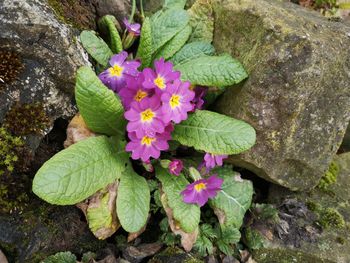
top-left (32, 136), bottom-right (129, 205)
top-left (172, 110), bottom-right (256, 155)
top-left (187, 0), bottom-right (214, 43)
top-left (117, 168), bottom-right (150, 233)
top-left (156, 166), bottom-right (200, 233)
top-left (98, 15), bottom-right (123, 54)
top-left (209, 166), bottom-right (253, 228)
top-left (169, 41), bottom-right (215, 66)
top-left (136, 17), bottom-right (153, 69)
top-left (41, 252), bottom-right (76, 263)
top-left (150, 9), bottom-right (189, 54)
top-left (174, 54), bottom-right (248, 87)
top-left (80, 30), bottom-right (113, 67)
top-left (164, 0), bottom-right (187, 9)
top-left (154, 25), bottom-right (192, 60)
top-left (75, 66), bottom-right (125, 136)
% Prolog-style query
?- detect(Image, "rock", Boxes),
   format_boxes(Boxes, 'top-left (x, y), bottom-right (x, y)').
top-left (0, 0), bottom-right (89, 153)
top-left (213, 0), bottom-right (350, 190)
top-left (95, 0), bottom-right (132, 24)
top-left (248, 153), bottom-right (350, 263)
top-left (340, 123), bottom-right (350, 152)
top-left (122, 243), bottom-right (163, 263)
top-left (0, 249), bottom-right (8, 263)
top-left (0, 205), bottom-right (106, 262)
top-left (149, 247), bottom-right (203, 263)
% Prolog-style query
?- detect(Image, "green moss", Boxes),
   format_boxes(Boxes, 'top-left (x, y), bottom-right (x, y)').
top-left (0, 127), bottom-right (24, 175)
top-left (0, 50), bottom-right (23, 88)
top-left (319, 208), bottom-right (345, 229)
top-left (306, 201), bottom-right (322, 212)
top-left (317, 162), bottom-right (339, 190)
top-left (4, 103), bottom-right (50, 136)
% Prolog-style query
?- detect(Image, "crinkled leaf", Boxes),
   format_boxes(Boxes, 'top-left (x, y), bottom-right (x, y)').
top-left (98, 15), bottom-right (123, 54)
top-left (188, 0), bottom-right (214, 43)
top-left (41, 252), bottom-right (76, 263)
top-left (86, 182), bottom-right (120, 240)
top-left (170, 41), bottom-right (215, 66)
top-left (80, 30), bottom-right (113, 67)
top-left (136, 17), bottom-right (153, 69)
top-left (150, 9), bottom-right (189, 54)
top-left (117, 168), bottom-right (150, 233)
top-left (174, 54), bottom-right (248, 86)
top-left (209, 167), bottom-right (253, 228)
top-left (75, 66), bottom-right (125, 136)
top-left (164, 0), bottom-right (187, 9)
top-left (32, 136), bottom-right (129, 205)
top-left (156, 166), bottom-right (200, 233)
top-left (154, 25), bottom-right (192, 60)
top-left (172, 110), bottom-right (256, 155)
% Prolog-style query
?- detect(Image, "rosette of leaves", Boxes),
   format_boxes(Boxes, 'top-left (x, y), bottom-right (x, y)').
top-left (32, 0), bottom-right (255, 251)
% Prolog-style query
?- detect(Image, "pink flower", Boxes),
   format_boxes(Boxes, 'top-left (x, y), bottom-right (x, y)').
top-left (204, 153), bottom-right (228, 169)
top-left (191, 86), bottom-right (207, 111)
top-left (126, 132), bottom-right (169, 162)
top-left (99, 51), bottom-right (140, 92)
top-left (124, 96), bottom-right (165, 138)
top-left (119, 73), bottom-right (149, 109)
top-left (161, 79), bottom-right (195, 123)
top-left (181, 175), bottom-right (223, 207)
top-left (123, 18), bottom-right (141, 36)
top-left (169, 159), bottom-right (183, 176)
top-left (143, 58), bottom-right (180, 93)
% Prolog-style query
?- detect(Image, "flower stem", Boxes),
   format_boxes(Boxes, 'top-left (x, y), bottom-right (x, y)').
top-left (140, 0), bottom-right (145, 19)
top-left (129, 0), bottom-right (136, 23)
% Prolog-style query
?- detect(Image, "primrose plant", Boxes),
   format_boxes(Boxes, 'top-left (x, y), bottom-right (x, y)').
top-left (32, 0), bottom-right (256, 253)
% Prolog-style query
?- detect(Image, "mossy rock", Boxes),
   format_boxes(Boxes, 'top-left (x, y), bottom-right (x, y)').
top-left (213, 0), bottom-right (350, 191)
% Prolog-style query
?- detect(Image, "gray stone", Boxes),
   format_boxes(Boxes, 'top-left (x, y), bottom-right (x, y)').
top-left (213, 0), bottom-right (350, 190)
top-left (249, 153), bottom-right (350, 263)
top-left (0, 0), bottom-right (88, 152)
top-left (95, 0), bottom-right (132, 25)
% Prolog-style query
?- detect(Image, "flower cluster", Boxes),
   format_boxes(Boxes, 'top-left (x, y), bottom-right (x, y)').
top-left (99, 52), bottom-right (205, 162)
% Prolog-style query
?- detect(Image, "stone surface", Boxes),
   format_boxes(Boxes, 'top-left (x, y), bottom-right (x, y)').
top-left (213, 0), bottom-right (350, 190)
top-left (249, 153), bottom-right (350, 263)
top-left (0, 0), bottom-right (89, 152)
top-left (95, 0), bottom-right (131, 24)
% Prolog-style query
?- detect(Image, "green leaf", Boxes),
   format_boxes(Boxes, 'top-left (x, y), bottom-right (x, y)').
top-left (156, 166), bottom-right (200, 233)
top-left (41, 252), bottom-right (76, 263)
top-left (187, 0), bottom-right (214, 43)
top-left (172, 110), bottom-right (256, 155)
top-left (216, 240), bottom-right (234, 256)
top-left (174, 54), bottom-right (248, 86)
top-left (170, 41), bottom-right (215, 66)
top-left (117, 168), bottom-right (150, 233)
top-left (32, 136), bottom-right (129, 205)
top-left (150, 9), bottom-right (189, 54)
top-left (164, 0), bottom-right (187, 9)
top-left (245, 227), bottom-right (265, 250)
top-left (209, 166), bottom-right (253, 228)
top-left (98, 15), bottom-right (123, 54)
top-left (154, 25), bottom-right (192, 60)
top-left (200, 224), bottom-right (217, 239)
top-left (75, 66), bottom-right (125, 136)
top-left (221, 226), bottom-right (241, 244)
top-left (136, 17), bottom-right (153, 69)
top-left (80, 30), bottom-right (113, 67)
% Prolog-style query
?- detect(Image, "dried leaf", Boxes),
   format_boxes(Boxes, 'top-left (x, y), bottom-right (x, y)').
top-left (64, 113), bottom-right (96, 148)
top-left (127, 215), bottom-right (150, 242)
top-left (160, 192), bottom-right (198, 252)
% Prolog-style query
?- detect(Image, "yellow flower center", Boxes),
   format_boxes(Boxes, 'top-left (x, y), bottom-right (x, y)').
top-left (141, 136), bottom-right (155, 146)
top-left (134, 89), bottom-right (148, 102)
top-left (154, 76), bottom-right (165, 89)
top-left (194, 182), bottom-right (207, 192)
top-left (140, 108), bottom-right (155, 122)
top-left (109, 64), bottom-right (123, 77)
top-left (170, 94), bottom-right (181, 109)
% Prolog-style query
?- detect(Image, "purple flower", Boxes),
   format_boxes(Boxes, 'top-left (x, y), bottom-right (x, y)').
top-left (124, 96), bottom-right (165, 138)
top-left (99, 51), bottom-right (140, 92)
top-left (126, 132), bottom-right (169, 161)
top-left (118, 73), bottom-right (149, 109)
top-left (191, 86), bottom-right (207, 111)
top-left (143, 58), bottom-right (180, 92)
top-left (181, 175), bottom-right (223, 207)
top-left (123, 18), bottom-right (141, 36)
top-left (169, 159), bottom-right (183, 176)
top-left (204, 153), bottom-right (228, 169)
top-left (161, 79), bottom-right (195, 123)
